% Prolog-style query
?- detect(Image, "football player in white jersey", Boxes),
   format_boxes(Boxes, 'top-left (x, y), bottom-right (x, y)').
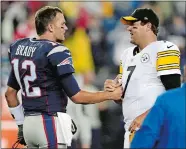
top-left (104, 8), bottom-right (181, 148)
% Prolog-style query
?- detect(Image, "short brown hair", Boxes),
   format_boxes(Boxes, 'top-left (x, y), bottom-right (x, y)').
top-left (35, 6), bottom-right (63, 35)
top-left (140, 21), bottom-right (158, 36)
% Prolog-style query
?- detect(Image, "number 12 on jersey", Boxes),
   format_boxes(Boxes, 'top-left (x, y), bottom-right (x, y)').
top-left (122, 65), bottom-right (136, 98)
top-left (11, 59), bottom-right (41, 97)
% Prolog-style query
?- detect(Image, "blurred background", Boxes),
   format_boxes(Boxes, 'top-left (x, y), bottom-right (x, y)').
top-left (1, 1), bottom-right (185, 148)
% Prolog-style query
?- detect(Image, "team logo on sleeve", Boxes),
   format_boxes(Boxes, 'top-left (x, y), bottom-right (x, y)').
top-left (141, 53), bottom-right (150, 63)
top-left (57, 57), bottom-right (73, 66)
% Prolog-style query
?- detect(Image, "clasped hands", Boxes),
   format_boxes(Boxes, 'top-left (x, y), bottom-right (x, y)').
top-left (104, 74), bottom-right (123, 103)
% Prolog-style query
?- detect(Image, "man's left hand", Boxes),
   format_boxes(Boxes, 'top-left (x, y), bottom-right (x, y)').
top-left (129, 110), bottom-right (149, 132)
top-left (18, 125), bottom-right (26, 145)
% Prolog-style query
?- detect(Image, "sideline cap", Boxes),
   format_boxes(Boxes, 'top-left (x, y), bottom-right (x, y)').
top-left (121, 8), bottom-right (159, 28)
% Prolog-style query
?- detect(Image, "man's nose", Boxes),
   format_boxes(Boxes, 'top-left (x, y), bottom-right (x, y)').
top-left (127, 25), bottom-right (132, 31)
top-left (64, 25), bottom-right (68, 30)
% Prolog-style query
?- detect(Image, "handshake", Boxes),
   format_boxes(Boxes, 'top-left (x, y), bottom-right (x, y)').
top-left (104, 74), bottom-right (123, 103)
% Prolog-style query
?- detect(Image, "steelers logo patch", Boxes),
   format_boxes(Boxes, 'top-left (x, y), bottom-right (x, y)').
top-left (141, 53), bottom-right (150, 63)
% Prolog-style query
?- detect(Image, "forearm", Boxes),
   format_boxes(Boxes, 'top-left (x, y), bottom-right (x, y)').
top-left (5, 87), bottom-right (24, 125)
top-left (131, 101), bottom-right (164, 148)
top-left (144, 109), bottom-right (150, 116)
top-left (71, 90), bottom-right (113, 104)
top-left (5, 89), bottom-right (19, 107)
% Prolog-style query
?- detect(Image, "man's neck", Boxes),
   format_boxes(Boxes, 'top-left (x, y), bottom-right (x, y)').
top-left (38, 33), bottom-right (55, 42)
top-left (138, 35), bottom-right (157, 51)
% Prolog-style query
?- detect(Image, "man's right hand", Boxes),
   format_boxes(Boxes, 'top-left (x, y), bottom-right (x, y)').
top-left (109, 86), bottom-right (123, 101)
top-left (104, 74), bottom-right (122, 92)
top-left (104, 79), bottom-right (117, 91)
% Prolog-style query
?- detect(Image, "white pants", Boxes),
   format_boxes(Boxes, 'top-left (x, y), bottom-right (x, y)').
top-left (124, 131), bottom-right (130, 148)
top-left (23, 113), bottom-right (74, 148)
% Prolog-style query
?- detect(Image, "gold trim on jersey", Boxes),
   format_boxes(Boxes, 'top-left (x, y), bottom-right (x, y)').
top-left (157, 50), bottom-right (180, 56)
top-left (119, 60), bottom-right (123, 74)
top-left (157, 66), bottom-right (180, 71)
top-left (157, 50), bottom-right (180, 71)
top-left (157, 53), bottom-right (180, 58)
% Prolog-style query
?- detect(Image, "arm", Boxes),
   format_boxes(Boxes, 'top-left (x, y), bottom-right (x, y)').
top-left (5, 88), bottom-right (26, 146)
top-left (130, 97), bottom-right (164, 148)
top-left (6, 45), bottom-right (26, 145)
top-left (60, 73), bottom-right (122, 104)
top-left (5, 86), bottom-right (20, 107)
top-left (160, 74), bottom-right (181, 90)
top-left (48, 46), bottom-right (122, 103)
top-left (6, 68), bottom-right (21, 106)
top-left (6, 69), bottom-right (23, 120)
top-left (5, 69), bottom-right (26, 146)
top-left (71, 90), bottom-right (122, 104)
top-left (6, 71), bottom-right (24, 125)
top-left (157, 42), bottom-right (181, 90)
top-left (129, 109), bottom-right (150, 132)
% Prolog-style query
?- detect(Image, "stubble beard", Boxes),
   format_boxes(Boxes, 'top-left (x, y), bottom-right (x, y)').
top-left (130, 40), bottom-right (137, 46)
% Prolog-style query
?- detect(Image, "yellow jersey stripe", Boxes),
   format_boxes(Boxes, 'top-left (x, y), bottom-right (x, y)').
top-left (157, 55), bottom-right (180, 66)
top-left (157, 66), bottom-right (180, 71)
top-left (158, 50), bottom-right (180, 56)
top-left (119, 61), bottom-right (123, 74)
top-left (119, 66), bottom-right (123, 74)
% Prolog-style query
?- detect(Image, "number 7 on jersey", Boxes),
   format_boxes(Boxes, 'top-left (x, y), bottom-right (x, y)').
top-left (122, 66), bottom-right (136, 98)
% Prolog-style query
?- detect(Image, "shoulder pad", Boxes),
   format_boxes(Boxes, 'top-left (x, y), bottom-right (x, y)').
top-left (161, 41), bottom-right (179, 51)
top-left (47, 45), bottom-right (69, 57)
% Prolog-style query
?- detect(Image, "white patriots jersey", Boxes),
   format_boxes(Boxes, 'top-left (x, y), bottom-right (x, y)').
top-left (120, 40), bottom-right (181, 130)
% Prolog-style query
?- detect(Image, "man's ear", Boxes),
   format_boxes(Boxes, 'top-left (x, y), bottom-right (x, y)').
top-left (48, 24), bottom-right (54, 32)
top-left (146, 22), bottom-right (152, 31)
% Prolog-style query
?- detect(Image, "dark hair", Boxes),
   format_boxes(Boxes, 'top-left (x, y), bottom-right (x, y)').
top-left (151, 24), bottom-right (158, 36)
top-left (35, 6), bottom-right (63, 35)
top-left (140, 21), bottom-right (159, 36)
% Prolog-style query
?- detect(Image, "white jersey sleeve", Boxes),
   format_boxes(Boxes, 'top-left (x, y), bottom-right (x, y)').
top-left (156, 41), bottom-right (181, 76)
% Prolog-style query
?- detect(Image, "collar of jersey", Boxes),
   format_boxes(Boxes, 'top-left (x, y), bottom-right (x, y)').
top-left (133, 46), bottom-right (140, 56)
top-left (31, 38), bottom-right (52, 42)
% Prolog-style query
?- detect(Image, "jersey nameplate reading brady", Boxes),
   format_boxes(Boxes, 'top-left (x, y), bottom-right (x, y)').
top-left (15, 45), bottom-right (36, 57)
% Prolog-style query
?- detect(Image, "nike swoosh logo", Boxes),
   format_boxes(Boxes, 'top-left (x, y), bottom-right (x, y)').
top-left (167, 45), bottom-right (174, 48)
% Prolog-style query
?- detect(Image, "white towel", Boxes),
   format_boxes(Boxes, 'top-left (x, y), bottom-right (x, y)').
top-left (56, 112), bottom-right (74, 146)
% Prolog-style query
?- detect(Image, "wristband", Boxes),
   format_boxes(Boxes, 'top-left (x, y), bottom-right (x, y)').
top-left (9, 104), bottom-right (24, 125)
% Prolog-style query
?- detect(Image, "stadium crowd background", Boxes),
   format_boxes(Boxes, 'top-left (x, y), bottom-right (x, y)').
top-left (1, 1), bottom-right (185, 148)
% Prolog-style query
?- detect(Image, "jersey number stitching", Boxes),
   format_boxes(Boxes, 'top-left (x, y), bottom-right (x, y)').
top-left (11, 59), bottom-right (41, 97)
top-left (122, 65), bottom-right (136, 98)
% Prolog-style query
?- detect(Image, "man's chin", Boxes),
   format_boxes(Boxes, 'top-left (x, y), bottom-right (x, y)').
top-left (130, 40), bottom-right (136, 45)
